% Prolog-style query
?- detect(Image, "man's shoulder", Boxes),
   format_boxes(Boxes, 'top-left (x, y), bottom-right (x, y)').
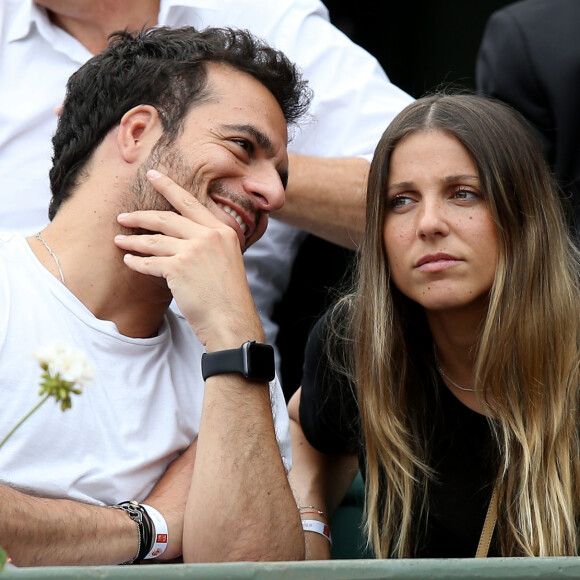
top-left (0, 231), bottom-right (26, 254)
top-left (0, 233), bottom-right (34, 275)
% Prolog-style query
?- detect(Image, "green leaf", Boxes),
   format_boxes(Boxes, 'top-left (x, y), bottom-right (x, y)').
top-left (0, 546), bottom-right (8, 572)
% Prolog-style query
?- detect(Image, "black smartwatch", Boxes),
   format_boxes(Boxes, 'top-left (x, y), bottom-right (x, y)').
top-left (201, 340), bottom-right (275, 382)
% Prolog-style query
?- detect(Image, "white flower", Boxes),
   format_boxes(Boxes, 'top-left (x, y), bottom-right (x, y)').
top-left (1, 343), bottom-right (95, 452)
top-left (33, 342), bottom-right (95, 386)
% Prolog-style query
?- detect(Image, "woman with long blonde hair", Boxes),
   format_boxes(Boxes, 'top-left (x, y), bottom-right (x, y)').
top-left (289, 93), bottom-right (580, 559)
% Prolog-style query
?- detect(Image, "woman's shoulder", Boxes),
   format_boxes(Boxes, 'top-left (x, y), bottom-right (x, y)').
top-left (300, 306), bottom-right (360, 454)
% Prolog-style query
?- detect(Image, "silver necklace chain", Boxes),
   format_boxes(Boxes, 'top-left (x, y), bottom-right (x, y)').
top-left (434, 349), bottom-right (475, 392)
top-left (35, 232), bottom-right (65, 285)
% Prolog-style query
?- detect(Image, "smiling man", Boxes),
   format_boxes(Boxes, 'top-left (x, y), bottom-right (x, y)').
top-left (0, 26), bottom-right (310, 566)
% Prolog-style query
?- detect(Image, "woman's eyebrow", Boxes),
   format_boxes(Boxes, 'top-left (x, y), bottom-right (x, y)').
top-left (387, 181), bottom-right (414, 194)
top-left (443, 174), bottom-right (480, 183)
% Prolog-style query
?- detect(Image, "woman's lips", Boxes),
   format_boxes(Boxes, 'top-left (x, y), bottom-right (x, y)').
top-left (415, 253), bottom-right (463, 272)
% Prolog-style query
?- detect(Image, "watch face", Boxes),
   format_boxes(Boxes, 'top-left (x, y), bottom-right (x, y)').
top-left (247, 342), bottom-right (275, 382)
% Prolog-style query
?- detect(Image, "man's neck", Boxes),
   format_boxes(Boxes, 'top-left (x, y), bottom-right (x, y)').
top-left (44, 0), bottom-right (160, 54)
top-left (32, 202), bottom-right (172, 340)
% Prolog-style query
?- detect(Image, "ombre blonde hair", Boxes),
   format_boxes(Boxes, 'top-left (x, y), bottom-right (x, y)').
top-left (335, 93), bottom-right (580, 557)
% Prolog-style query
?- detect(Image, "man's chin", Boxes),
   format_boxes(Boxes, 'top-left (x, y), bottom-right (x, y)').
top-left (243, 219), bottom-right (269, 252)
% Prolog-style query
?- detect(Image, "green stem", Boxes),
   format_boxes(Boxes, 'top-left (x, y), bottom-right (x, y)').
top-left (0, 394), bottom-right (50, 450)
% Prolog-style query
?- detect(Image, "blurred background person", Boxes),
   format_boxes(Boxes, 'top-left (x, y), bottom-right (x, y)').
top-left (477, 0), bottom-right (580, 235)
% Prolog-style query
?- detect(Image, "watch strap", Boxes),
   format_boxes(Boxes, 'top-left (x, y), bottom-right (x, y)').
top-left (201, 340), bottom-right (275, 382)
top-left (201, 346), bottom-right (245, 381)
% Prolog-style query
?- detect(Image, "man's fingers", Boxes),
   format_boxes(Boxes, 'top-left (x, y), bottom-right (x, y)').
top-left (147, 169), bottom-right (193, 209)
top-left (114, 232), bottom-right (175, 257)
top-left (146, 169), bottom-right (220, 226)
top-left (116, 209), bottom-right (191, 238)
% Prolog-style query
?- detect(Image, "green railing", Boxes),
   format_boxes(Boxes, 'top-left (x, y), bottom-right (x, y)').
top-left (4, 475), bottom-right (580, 578)
top-left (3, 558), bottom-right (580, 579)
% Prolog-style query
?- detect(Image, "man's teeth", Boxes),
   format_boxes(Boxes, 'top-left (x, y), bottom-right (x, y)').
top-left (216, 203), bottom-right (248, 234)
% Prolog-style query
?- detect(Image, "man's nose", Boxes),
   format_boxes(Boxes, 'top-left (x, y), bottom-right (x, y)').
top-left (244, 166), bottom-right (285, 212)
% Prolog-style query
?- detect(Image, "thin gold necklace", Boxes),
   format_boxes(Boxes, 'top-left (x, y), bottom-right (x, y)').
top-left (35, 232), bottom-right (65, 285)
top-left (434, 349), bottom-right (475, 393)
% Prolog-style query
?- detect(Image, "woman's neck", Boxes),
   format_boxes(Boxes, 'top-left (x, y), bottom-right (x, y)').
top-left (427, 305), bottom-right (489, 414)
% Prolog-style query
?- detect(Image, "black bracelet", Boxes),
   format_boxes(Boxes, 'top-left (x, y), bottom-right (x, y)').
top-left (137, 503), bottom-right (153, 561)
top-left (113, 501), bottom-right (154, 564)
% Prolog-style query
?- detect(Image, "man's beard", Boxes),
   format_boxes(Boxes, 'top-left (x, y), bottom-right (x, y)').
top-left (120, 138), bottom-right (261, 246)
top-left (123, 140), bottom-right (197, 218)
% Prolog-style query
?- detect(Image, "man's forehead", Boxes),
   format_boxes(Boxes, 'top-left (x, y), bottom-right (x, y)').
top-left (192, 72), bottom-right (287, 145)
top-left (204, 64), bottom-right (285, 118)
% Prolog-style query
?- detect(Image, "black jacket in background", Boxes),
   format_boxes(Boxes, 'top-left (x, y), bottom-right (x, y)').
top-left (476, 0), bottom-right (580, 233)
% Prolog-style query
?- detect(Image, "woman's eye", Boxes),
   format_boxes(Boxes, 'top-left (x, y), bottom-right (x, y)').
top-left (453, 189), bottom-right (478, 201)
top-left (389, 195), bottom-right (414, 210)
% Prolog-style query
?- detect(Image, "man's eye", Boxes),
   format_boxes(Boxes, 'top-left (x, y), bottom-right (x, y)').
top-left (233, 138), bottom-right (252, 152)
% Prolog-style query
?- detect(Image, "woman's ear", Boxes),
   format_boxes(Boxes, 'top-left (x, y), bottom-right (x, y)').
top-left (117, 105), bottom-right (163, 163)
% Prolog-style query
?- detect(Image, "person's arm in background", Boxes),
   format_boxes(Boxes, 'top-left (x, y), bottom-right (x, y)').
top-left (277, 154), bottom-right (368, 249)
top-left (288, 388), bottom-right (359, 559)
top-left (262, 0), bottom-right (412, 250)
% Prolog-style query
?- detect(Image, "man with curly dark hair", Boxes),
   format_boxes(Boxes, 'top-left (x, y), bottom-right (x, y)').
top-left (0, 0), bottom-right (413, 395)
top-left (0, 26), bottom-right (310, 566)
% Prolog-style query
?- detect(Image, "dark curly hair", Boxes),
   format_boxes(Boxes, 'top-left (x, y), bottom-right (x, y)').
top-left (48, 26), bottom-right (311, 219)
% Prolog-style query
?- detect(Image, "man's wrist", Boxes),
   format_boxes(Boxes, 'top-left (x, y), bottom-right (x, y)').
top-left (112, 501), bottom-right (169, 563)
top-left (107, 501), bottom-right (143, 565)
top-left (202, 340), bottom-right (275, 382)
top-left (203, 327), bottom-right (265, 354)
top-left (112, 501), bottom-right (149, 564)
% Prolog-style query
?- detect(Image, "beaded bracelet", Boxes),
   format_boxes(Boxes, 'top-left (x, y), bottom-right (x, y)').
top-left (298, 505), bottom-right (326, 518)
top-left (297, 505), bottom-right (328, 521)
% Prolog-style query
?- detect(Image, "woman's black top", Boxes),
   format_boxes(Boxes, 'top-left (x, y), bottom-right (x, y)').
top-left (299, 312), bottom-right (497, 558)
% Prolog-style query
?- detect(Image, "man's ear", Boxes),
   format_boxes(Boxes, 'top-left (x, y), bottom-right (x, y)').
top-left (117, 105), bottom-right (163, 163)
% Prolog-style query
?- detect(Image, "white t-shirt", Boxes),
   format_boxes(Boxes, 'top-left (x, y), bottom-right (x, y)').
top-left (0, 233), bottom-right (291, 505)
top-left (0, 0), bottom-right (413, 373)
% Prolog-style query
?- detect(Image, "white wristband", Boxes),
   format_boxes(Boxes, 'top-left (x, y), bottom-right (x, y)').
top-left (301, 519), bottom-right (332, 546)
top-left (141, 503), bottom-right (168, 559)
